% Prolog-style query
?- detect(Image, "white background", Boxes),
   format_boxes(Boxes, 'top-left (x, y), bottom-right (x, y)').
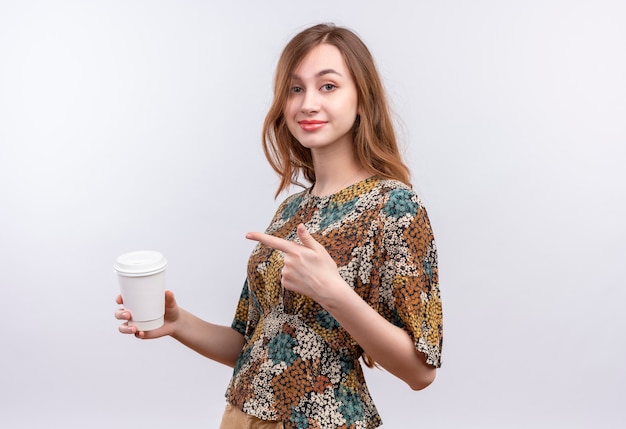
top-left (1, 1), bottom-right (624, 428)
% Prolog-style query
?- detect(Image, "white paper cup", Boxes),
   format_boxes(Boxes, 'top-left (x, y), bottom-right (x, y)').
top-left (114, 250), bottom-right (167, 331)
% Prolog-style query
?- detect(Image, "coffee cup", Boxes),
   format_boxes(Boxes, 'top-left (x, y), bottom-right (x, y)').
top-left (114, 250), bottom-right (167, 331)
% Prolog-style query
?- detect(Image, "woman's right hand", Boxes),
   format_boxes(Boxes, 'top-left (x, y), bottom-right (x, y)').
top-left (115, 290), bottom-right (181, 339)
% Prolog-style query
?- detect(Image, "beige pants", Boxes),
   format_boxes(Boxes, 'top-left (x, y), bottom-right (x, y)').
top-left (219, 403), bottom-right (287, 429)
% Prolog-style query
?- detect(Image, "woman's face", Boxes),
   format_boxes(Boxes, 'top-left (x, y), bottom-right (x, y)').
top-left (283, 43), bottom-right (359, 154)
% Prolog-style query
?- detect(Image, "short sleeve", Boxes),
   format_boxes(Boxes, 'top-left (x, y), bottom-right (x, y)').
top-left (230, 279), bottom-right (260, 341)
top-left (378, 188), bottom-right (443, 367)
top-left (231, 194), bottom-right (302, 341)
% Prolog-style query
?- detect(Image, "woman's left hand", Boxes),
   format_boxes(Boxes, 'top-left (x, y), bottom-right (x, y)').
top-left (246, 223), bottom-right (347, 305)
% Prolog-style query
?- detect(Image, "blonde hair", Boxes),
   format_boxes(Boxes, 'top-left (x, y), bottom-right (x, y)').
top-left (262, 23), bottom-right (411, 198)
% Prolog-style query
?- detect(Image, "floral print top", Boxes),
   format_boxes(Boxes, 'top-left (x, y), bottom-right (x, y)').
top-left (226, 177), bottom-right (443, 429)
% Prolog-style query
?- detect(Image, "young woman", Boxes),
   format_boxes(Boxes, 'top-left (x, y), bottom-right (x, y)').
top-left (115, 23), bottom-right (442, 429)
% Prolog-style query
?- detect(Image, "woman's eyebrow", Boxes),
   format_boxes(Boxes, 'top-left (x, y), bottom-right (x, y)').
top-left (315, 68), bottom-right (343, 78)
top-left (289, 69), bottom-right (343, 80)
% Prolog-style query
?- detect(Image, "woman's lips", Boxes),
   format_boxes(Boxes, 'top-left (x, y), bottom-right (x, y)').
top-left (298, 120), bottom-right (327, 131)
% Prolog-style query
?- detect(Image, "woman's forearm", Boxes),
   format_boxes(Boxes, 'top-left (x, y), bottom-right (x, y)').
top-left (321, 282), bottom-right (436, 390)
top-left (171, 309), bottom-right (245, 368)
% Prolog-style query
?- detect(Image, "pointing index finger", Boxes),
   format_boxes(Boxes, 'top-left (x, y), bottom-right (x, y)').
top-left (246, 232), bottom-right (299, 254)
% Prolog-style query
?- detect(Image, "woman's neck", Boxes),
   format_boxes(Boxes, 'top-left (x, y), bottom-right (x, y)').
top-left (310, 153), bottom-right (370, 197)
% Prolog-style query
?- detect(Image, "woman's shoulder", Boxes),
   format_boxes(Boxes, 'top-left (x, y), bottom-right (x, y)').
top-left (377, 178), bottom-right (413, 192)
top-left (271, 188), bottom-right (309, 222)
top-left (277, 187), bottom-right (308, 207)
top-left (375, 178), bottom-right (426, 218)
top-left (376, 178), bottom-right (421, 200)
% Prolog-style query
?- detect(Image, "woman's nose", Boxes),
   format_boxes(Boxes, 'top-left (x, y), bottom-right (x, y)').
top-left (300, 90), bottom-right (320, 114)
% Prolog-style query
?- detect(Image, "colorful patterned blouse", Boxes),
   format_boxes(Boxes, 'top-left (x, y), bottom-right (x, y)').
top-left (226, 177), bottom-right (443, 429)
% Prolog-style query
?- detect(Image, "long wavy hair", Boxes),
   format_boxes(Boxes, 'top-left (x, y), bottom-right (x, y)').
top-left (262, 23), bottom-right (411, 198)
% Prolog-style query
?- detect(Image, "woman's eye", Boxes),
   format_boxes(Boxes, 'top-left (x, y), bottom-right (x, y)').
top-left (321, 84), bottom-right (336, 91)
top-left (290, 86), bottom-right (303, 94)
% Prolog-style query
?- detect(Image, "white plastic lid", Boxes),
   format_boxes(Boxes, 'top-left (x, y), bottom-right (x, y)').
top-left (114, 250), bottom-right (167, 276)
